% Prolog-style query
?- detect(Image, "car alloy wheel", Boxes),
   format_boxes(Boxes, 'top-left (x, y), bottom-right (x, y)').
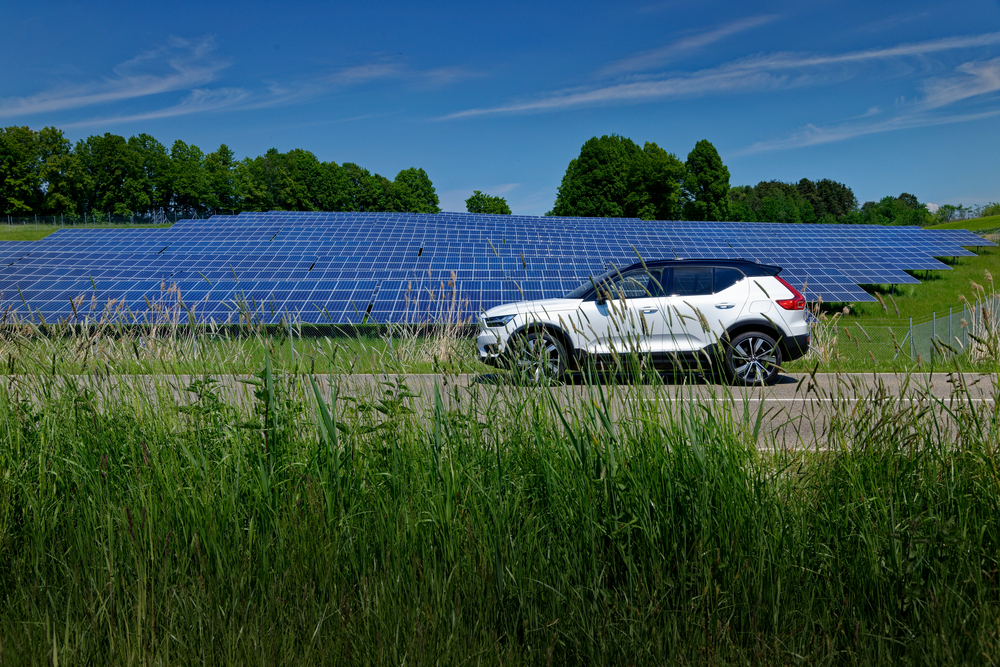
top-left (726, 331), bottom-right (781, 385)
top-left (512, 331), bottom-right (567, 383)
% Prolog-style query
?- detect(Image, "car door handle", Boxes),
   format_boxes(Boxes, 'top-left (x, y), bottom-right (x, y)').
top-left (642, 307), bottom-right (658, 314)
top-left (715, 302), bottom-right (735, 309)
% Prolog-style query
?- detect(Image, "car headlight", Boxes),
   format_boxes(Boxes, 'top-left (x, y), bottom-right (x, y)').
top-left (483, 313), bottom-right (516, 328)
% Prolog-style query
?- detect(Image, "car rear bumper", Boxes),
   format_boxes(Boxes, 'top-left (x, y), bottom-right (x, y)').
top-left (782, 332), bottom-right (810, 361)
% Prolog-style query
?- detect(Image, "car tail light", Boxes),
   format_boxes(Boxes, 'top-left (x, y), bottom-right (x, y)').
top-left (775, 276), bottom-right (806, 310)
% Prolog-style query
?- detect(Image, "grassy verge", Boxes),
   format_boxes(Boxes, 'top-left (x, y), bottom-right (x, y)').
top-left (819, 246), bottom-right (998, 320)
top-left (1, 335), bottom-right (999, 664)
top-left (0, 222), bottom-right (171, 242)
top-left (925, 214), bottom-right (1000, 231)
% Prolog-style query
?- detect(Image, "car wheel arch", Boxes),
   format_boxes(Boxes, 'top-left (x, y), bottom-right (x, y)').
top-left (724, 319), bottom-right (789, 356)
top-left (509, 322), bottom-right (577, 368)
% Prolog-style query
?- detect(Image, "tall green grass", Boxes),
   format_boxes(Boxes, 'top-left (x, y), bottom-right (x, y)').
top-left (1, 336), bottom-right (999, 664)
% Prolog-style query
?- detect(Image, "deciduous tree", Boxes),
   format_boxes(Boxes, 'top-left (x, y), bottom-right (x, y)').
top-left (682, 139), bottom-right (730, 222)
top-left (391, 167), bottom-right (440, 213)
top-left (465, 190), bottom-right (511, 214)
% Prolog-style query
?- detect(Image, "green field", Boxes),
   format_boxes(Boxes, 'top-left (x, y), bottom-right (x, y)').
top-left (0, 221), bottom-right (172, 242)
top-left (926, 214), bottom-right (1000, 231)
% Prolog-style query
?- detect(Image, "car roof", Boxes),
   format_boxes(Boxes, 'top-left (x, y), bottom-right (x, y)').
top-left (615, 258), bottom-right (782, 276)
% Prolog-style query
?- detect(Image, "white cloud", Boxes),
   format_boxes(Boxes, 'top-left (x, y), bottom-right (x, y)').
top-left (737, 107), bottom-right (1000, 154)
top-left (0, 36), bottom-right (227, 119)
top-left (597, 15), bottom-right (778, 77)
top-left (920, 57), bottom-right (1000, 109)
top-left (443, 30), bottom-right (1000, 120)
top-left (1, 40), bottom-right (476, 128)
top-left (62, 88), bottom-right (250, 128)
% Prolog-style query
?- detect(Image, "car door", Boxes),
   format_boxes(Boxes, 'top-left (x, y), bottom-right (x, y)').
top-left (661, 266), bottom-right (749, 351)
top-left (570, 267), bottom-right (665, 356)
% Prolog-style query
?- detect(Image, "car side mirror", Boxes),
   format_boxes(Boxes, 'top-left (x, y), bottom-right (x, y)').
top-left (596, 294), bottom-right (606, 305)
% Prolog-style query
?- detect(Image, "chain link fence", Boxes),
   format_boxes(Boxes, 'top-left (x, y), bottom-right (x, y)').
top-left (811, 294), bottom-right (1000, 365)
top-left (2, 210), bottom-right (212, 228)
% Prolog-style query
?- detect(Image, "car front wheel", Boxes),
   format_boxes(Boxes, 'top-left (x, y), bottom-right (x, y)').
top-left (510, 331), bottom-right (568, 383)
top-left (725, 331), bottom-right (781, 385)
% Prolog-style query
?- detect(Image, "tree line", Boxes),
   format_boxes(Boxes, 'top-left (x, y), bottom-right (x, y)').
top-left (3, 126), bottom-right (993, 224)
top-left (0, 126), bottom-right (440, 217)
top-left (547, 134), bottom-right (967, 226)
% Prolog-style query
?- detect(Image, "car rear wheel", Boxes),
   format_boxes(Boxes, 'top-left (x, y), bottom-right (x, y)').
top-left (725, 331), bottom-right (781, 385)
top-left (510, 331), bottom-right (568, 383)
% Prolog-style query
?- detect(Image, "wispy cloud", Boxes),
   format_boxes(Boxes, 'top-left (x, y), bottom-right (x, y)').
top-left (1, 39), bottom-right (477, 128)
top-left (738, 106), bottom-right (1000, 154)
top-left (740, 56), bottom-right (1000, 153)
top-left (852, 11), bottom-right (931, 34)
top-left (0, 36), bottom-right (227, 119)
top-left (920, 57), bottom-right (1000, 108)
top-left (443, 30), bottom-right (1000, 120)
top-left (597, 15), bottom-right (778, 77)
top-left (62, 88), bottom-right (250, 128)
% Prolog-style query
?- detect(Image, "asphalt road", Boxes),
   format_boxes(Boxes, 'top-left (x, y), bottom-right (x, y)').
top-left (17, 370), bottom-right (996, 449)
top-left (331, 370), bottom-right (998, 448)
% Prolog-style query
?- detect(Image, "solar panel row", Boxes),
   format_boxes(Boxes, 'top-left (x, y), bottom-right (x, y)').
top-left (0, 211), bottom-right (992, 325)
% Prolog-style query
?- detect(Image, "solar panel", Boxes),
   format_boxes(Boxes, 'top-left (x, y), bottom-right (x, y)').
top-left (0, 212), bottom-right (993, 325)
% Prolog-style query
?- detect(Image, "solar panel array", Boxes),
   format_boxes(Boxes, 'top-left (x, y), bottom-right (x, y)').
top-left (0, 211), bottom-right (992, 325)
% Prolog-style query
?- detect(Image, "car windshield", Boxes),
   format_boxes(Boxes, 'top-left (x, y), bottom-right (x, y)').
top-left (563, 268), bottom-right (618, 299)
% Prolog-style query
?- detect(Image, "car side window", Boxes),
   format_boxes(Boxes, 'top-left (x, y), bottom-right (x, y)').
top-left (713, 267), bottom-right (745, 292)
top-left (670, 266), bottom-right (713, 296)
top-left (591, 268), bottom-right (663, 301)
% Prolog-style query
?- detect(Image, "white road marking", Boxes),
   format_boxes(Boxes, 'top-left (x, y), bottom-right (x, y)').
top-left (644, 397), bottom-right (996, 402)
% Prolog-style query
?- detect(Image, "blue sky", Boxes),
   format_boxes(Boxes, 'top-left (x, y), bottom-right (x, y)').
top-left (3, 0), bottom-right (1000, 215)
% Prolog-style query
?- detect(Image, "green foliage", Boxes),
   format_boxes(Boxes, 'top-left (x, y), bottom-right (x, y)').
top-left (796, 177), bottom-right (858, 223)
top-left (465, 190), bottom-right (512, 215)
top-left (74, 133), bottom-right (151, 216)
top-left (729, 178), bottom-right (859, 224)
top-left (1, 345), bottom-right (999, 664)
top-left (682, 139), bottom-right (730, 221)
top-left (860, 193), bottom-right (933, 226)
top-left (549, 135), bottom-right (685, 220)
top-left (0, 125), bottom-right (442, 217)
top-left (0, 126), bottom-right (44, 214)
top-left (391, 167), bottom-right (441, 213)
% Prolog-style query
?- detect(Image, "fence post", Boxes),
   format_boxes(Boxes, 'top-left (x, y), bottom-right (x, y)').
top-left (949, 307), bottom-right (953, 353)
top-left (932, 311), bottom-right (936, 361)
top-left (909, 316), bottom-right (914, 360)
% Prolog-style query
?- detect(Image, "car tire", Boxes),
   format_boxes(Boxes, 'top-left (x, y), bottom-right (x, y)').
top-left (725, 331), bottom-right (781, 385)
top-left (510, 330), bottom-right (568, 383)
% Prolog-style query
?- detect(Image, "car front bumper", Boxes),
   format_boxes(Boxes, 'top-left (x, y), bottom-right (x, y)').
top-left (477, 330), bottom-right (502, 365)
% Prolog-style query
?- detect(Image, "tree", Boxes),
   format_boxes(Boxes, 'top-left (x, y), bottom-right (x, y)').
top-left (168, 140), bottom-right (208, 214)
top-left (682, 139), bottom-right (730, 222)
top-left (0, 126), bottom-right (42, 214)
top-left (548, 135), bottom-right (684, 219)
top-left (391, 167), bottom-right (440, 213)
top-left (74, 133), bottom-right (148, 215)
top-left (860, 193), bottom-right (932, 226)
top-left (204, 144), bottom-right (239, 212)
top-left (36, 126), bottom-right (86, 215)
top-left (315, 161), bottom-right (352, 212)
top-left (796, 178), bottom-right (857, 223)
top-left (466, 190), bottom-right (512, 215)
top-left (624, 142), bottom-right (686, 220)
top-left (549, 135), bottom-right (642, 217)
top-left (343, 163), bottom-right (392, 212)
top-left (128, 134), bottom-right (170, 212)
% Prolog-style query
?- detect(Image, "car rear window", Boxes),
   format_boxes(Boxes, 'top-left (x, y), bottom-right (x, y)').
top-left (670, 266), bottom-right (714, 296)
top-left (714, 267), bottom-right (745, 292)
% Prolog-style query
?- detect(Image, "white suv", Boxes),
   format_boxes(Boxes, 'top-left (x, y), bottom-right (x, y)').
top-left (477, 259), bottom-right (810, 384)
